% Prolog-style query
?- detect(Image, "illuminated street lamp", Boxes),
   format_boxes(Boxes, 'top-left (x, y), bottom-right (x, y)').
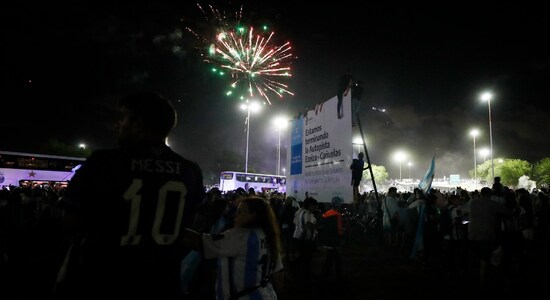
top-left (470, 129), bottom-right (479, 187)
top-left (393, 150), bottom-right (407, 181)
top-left (480, 91), bottom-right (495, 179)
top-left (78, 143), bottom-right (86, 150)
top-left (480, 148), bottom-right (490, 163)
top-left (372, 106), bottom-right (396, 125)
top-left (273, 116), bottom-right (288, 176)
top-left (240, 101), bottom-right (262, 173)
top-left (352, 136), bottom-right (364, 155)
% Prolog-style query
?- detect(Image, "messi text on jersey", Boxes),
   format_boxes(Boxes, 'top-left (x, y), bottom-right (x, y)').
top-left (131, 158), bottom-right (182, 174)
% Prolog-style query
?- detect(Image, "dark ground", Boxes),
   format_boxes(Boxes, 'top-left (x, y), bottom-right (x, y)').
top-left (2, 234), bottom-right (548, 299)
top-left (274, 240), bottom-right (550, 300)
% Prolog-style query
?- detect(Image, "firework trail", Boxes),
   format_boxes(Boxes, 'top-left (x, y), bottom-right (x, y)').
top-left (185, 3), bottom-right (294, 105)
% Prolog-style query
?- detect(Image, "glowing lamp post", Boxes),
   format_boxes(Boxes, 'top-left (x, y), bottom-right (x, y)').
top-left (240, 101), bottom-right (261, 173)
top-left (480, 91), bottom-right (495, 179)
top-left (480, 148), bottom-right (490, 163)
top-left (470, 129), bottom-right (479, 187)
top-left (352, 136), bottom-right (364, 155)
top-left (273, 116), bottom-right (288, 176)
top-left (393, 150), bottom-right (407, 181)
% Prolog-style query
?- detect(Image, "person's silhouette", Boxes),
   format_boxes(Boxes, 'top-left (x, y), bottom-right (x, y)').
top-left (350, 152), bottom-right (368, 205)
top-left (351, 80), bottom-right (364, 126)
top-left (337, 71), bottom-right (353, 119)
top-left (55, 91), bottom-right (205, 299)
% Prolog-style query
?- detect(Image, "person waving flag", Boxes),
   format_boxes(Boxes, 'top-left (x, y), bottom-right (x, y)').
top-left (418, 154), bottom-right (435, 195)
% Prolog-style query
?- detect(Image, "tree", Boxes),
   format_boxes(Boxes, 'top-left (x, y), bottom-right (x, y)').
top-left (474, 159), bottom-right (493, 184)
top-left (533, 157), bottom-right (550, 187)
top-left (498, 159), bottom-right (532, 187)
top-left (474, 158), bottom-right (532, 187)
top-left (362, 164), bottom-right (389, 188)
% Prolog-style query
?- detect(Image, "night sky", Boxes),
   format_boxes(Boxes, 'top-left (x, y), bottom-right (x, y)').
top-left (3, 1), bottom-right (549, 184)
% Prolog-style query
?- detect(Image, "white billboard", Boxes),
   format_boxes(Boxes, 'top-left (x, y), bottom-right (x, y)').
top-left (286, 94), bottom-right (353, 203)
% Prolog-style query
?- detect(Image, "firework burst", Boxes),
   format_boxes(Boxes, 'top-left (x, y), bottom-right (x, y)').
top-left (185, 3), bottom-right (294, 105)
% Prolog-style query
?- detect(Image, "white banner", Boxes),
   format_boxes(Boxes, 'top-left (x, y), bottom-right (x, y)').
top-left (286, 94), bottom-right (353, 203)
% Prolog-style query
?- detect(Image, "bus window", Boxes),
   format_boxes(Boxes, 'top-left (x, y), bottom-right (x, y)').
top-left (221, 173), bottom-right (234, 180)
top-left (219, 171), bottom-right (286, 194)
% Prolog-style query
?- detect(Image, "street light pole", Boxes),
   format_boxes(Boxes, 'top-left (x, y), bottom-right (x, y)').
top-left (245, 105), bottom-right (251, 173)
top-left (470, 129), bottom-right (479, 188)
top-left (481, 92), bottom-right (494, 179)
top-left (394, 151), bottom-right (406, 182)
top-left (273, 116), bottom-right (288, 176)
top-left (241, 101), bottom-right (261, 173)
top-left (481, 148), bottom-right (489, 163)
top-left (488, 98), bottom-right (494, 179)
top-left (277, 127), bottom-right (281, 175)
top-left (407, 162), bottom-right (412, 179)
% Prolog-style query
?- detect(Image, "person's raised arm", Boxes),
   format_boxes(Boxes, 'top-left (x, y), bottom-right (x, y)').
top-left (182, 227), bottom-right (203, 252)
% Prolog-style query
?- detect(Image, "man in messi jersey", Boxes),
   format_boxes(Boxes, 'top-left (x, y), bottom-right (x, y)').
top-left (54, 92), bottom-right (204, 299)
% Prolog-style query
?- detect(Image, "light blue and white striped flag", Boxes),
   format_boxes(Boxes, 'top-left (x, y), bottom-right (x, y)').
top-left (418, 154), bottom-right (435, 195)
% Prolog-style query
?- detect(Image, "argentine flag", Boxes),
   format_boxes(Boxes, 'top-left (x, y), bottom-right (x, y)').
top-left (418, 154), bottom-right (435, 195)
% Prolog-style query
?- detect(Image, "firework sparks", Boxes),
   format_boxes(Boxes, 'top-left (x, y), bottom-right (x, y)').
top-left (185, 3), bottom-right (294, 105)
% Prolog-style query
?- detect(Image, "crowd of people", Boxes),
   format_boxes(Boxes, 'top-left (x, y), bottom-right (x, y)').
top-left (357, 182), bottom-right (550, 291)
top-left (2, 174), bottom-right (549, 299)
top-left (1, 92), bottom-right (549, 300)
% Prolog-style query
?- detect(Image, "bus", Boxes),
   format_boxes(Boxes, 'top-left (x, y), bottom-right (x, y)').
top-left (219, 171), bottom-right (286, 194)
top-left (0, 151), bottom-right (86, 189)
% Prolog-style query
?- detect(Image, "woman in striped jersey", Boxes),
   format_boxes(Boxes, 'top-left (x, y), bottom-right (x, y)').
top-left (186, 196), bottom-right (283, 299)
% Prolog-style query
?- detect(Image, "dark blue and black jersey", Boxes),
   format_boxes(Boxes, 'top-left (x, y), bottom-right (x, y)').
top-left (59, 142), bottom-right (204, 299)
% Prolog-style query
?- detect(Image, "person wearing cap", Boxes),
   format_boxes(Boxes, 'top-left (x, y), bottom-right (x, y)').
top-left (319, 196), bottom-right (344, 280)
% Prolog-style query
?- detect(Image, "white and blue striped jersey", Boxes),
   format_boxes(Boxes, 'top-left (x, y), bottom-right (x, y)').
top-left (292, 208), bottom-right (317, 240)
top-left (202, 228), bottom-right (283, 300)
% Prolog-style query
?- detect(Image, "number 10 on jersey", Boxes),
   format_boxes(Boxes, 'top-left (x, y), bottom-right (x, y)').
top-left (120, 179), bottom-right (187, 246)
